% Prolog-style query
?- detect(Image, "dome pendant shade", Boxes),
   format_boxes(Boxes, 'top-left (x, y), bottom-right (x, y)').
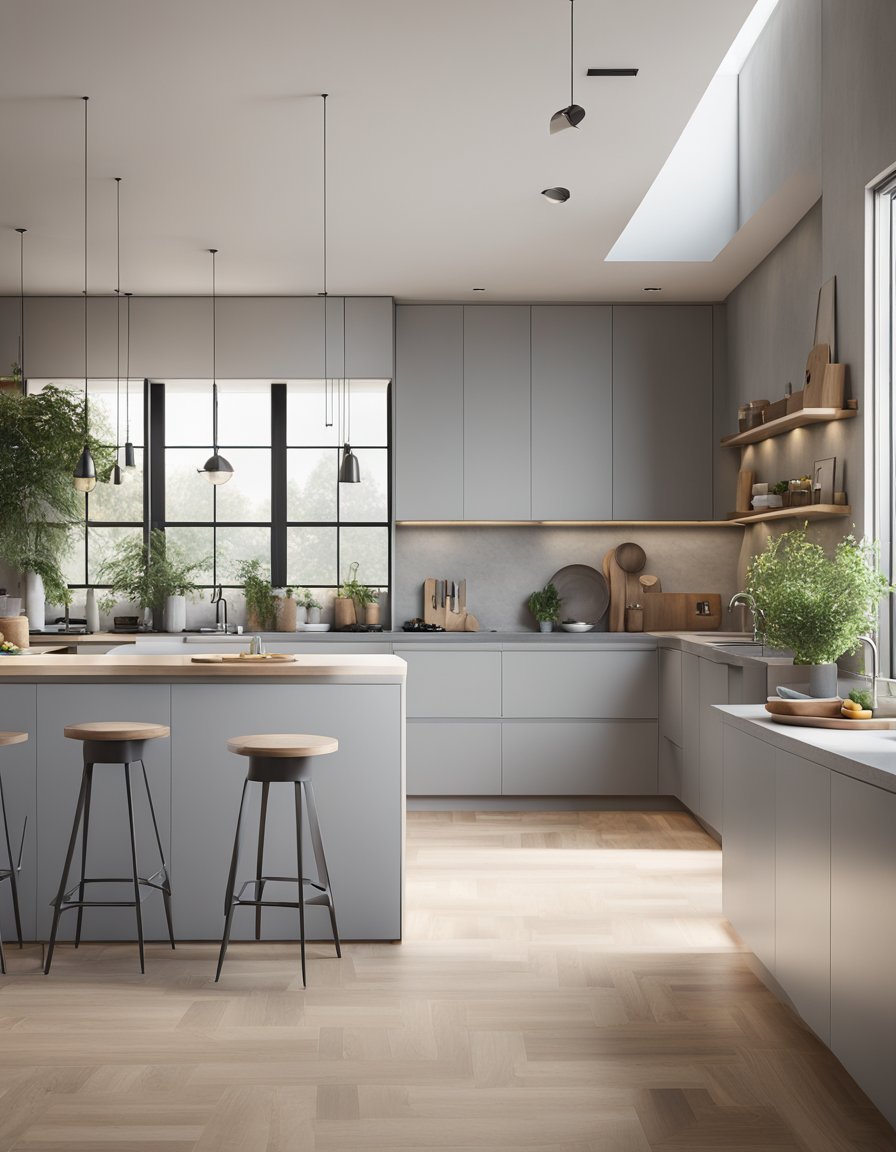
top-left (73, 444), bottom-right (97, 493)
top-left (124, 440), bottom-right (136, 469)
top-left (549, 103), bottom-right (585, 133)
top-left (200, 452), bottom-right (234, 484)
top-left (339, 443), bottom-right (360, 484)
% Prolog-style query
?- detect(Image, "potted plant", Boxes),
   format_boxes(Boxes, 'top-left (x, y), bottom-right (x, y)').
top-left (297, 588), bottom-right (323, 624)
top-left (528, 582), bottom-right (561, 633)
top-left (274, 586), bottom-right (297, 632)
top-left (745, 526), bottom-right (892, 696)
top-left (236, 558), bottom-right (276, 632)
top-left (0, 384), bottom-right (115, 610)
top-left (336, 561), bottom-right (378, 629)
top-left (98, 529), bottom-right (207, 631)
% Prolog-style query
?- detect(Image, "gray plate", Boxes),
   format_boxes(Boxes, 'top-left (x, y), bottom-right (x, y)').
top-left (549, 565), bottom-right (610, 628)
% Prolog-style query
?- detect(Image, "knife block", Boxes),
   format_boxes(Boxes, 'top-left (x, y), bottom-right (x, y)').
top-left (423, 578), bottom-right (471, 630)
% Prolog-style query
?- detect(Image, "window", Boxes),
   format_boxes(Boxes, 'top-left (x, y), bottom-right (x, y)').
top-left (873, 170), bottom-right (896, 674)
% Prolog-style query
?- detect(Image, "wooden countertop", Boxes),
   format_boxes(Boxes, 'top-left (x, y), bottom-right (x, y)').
top-left (0, 652), bottom-right (407, 683)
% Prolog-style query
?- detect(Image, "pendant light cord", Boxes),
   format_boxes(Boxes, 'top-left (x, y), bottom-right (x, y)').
top-left (210, 248), bottom-right (219, 453)
top-left (15, 228), bottom-right (26, 393)
top-left (569, 0), bottom-right (575, 108)
top-left (125, 292), bottom-right (131, 440)
top-left (83, 96), bottom-right (89, 436)
top-left (322, 93), bottom-right (332, 427)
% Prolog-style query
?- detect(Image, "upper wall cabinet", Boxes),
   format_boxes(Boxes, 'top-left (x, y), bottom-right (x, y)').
top-left (463, 306), bottom-right (531, 520)
top-left (531, 306), bottom-right (612, 520)
top-left (612, 306), bottom-right (713, 520)
top-left (395, 306), bottom-right (464, 521)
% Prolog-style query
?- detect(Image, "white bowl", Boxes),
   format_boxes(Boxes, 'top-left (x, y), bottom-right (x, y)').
top-left (561, 622), bottom-right (594, 633)
top-left (297, 623), bottom-right (331, 632)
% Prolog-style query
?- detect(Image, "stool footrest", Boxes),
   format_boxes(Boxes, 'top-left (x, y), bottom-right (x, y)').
top-left (57, 869), bottom-right (170, 909)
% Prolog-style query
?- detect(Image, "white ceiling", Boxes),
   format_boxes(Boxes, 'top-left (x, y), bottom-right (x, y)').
top-left (0, 0), bottom-right (764, 302)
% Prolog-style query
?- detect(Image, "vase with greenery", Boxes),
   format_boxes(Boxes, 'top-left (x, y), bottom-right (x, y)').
top-left (528, 582), bottom-right (561, 632)
top-left (237, 558), bottom-right (276, 631)
top-left (745, 526), bottom-right (892, 695)
top-left (336, 561), bottom-right (377, 628)
top-left (98, 528), bottom-right (206, 630)
top-left (0, 385), bottom-right (115, 606)
top-left (274, 586), bottom-right (297, 632)
top-left (297, 588), bottom-right (322, 624)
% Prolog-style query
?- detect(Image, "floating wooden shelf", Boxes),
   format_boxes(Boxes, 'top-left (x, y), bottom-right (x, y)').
top-left (726, 504), bottom-right (852, 526)
top-left (721, 407), bottom-right (857, 447)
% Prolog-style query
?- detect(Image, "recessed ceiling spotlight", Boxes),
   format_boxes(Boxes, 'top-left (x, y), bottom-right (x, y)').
top-left (587, 68), bottom-right (639, 77)
top-left (542, 187), bottom-right (571, 204)
top-left (643, 286), bottom-right (662, 292)
top-left (472, 287), bottom-right (486, 292)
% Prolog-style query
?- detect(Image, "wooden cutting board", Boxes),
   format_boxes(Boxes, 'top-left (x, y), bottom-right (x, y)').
top-left (804, 343), bottom-right (831, 406)
top-left (640, 593), bottom-right (722, 632)
top-left (604, 550), bottom-right (628, 632)
top-left (765, 698), bottom-right (842, 718)
top-left (191, 653), bottom-right (296, 664)
top-left (769, 712), bottom-right (896, 731)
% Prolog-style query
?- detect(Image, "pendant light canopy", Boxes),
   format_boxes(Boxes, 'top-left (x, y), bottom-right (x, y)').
top-left (73, 96), bottom-right (97, 494)
top-left (338, 296), bottom-right (360, 483)
top-left (123, 291), bottom-right (137, 471)
top-left (111, 177), bottom-right (123, 485)
top-left (15, 228), bottom-right (26, 392)
top-left (550, 0), bottom-right (585, 133)
top-left (198, 248), bottom-right (234, 485)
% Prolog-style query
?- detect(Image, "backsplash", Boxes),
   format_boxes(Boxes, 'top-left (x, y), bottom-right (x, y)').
top-left (395, 526), bottom-right (744, 632)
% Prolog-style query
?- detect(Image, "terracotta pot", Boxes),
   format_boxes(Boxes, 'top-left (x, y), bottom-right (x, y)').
top-left (246, 608), bottom-right (265, 632)
top-left (365, 603), bottom-right (380, 626)
top-left (276, 596), bottom-right (297, 632)
top-left (333, 597), bottom-right (356, 629)
top-left (0, 616), bottom-right (29, 649)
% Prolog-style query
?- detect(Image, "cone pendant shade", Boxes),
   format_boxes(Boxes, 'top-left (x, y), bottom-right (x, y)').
top-left (339, 443), bottom-right (360, 484)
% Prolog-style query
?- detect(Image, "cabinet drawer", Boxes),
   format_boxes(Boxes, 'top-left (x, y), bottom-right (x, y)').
top-left (502, 651), bottom-right (657, 718)
top-left (407, 722), bottom-right (502, 795)
top-left (402, 651), bottom-right (502, 717)
top-left (502, 721), bottom-right (657, 795)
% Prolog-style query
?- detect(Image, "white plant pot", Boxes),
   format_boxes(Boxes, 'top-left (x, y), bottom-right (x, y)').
top-left (25, 571), bottom-right (45, 631)
top-left (308, 606), bottom-right (321, 624)
top-left (85, 587), bottom-right (100, 633)
top-left (165, 594), bottom-right (187, 633)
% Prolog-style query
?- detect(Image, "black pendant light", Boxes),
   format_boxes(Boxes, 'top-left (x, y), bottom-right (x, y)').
top-left (110, 177), bottom-right (123, 486)
top-left (73, 96), bottom-right (97, 495)
top-left (550, 0), bottom-right (585, 133)
top-left (123, 291), bottom-right (136, 470)
top-left (197, 248), bottom-right (234, 485)
top-left (338, 295), bottom-right (360, 483)
top-left (541, 186), bottom-right (571, 203)
top-left (15, 227), bottom-right (26, 393)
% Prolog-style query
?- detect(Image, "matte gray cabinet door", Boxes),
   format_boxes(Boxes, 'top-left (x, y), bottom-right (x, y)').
top-left (658, 648), bottom-right (682, 746)
top-left (612, 306), bottom-right (713, 520)
top-left (698, 658), bottom-right (728, 834)
top-left (531, 306), bottom-right (612, 520)
top-left (502, 651), bottom-right (657, 719)
top-left (401, 651), bottom-right (502, 718)
top-left (502, 721), bottom-right (657, 795)
top-left (723, 725), bottom-right (775, 976)
top-left (830, 774), bottom-right (896, 1129)
top-left (463, 306), bottom-right (531, 520)
top-left (775, 748), bottom-right (830, 1045)
top-left (395, 306), bottom-right (464, 520)
top-left (680, 652), bottom-right (700, 813)
top-left (407, 722), bottom-right (502, 795)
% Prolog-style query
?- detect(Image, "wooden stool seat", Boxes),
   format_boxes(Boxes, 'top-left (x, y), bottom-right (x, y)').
top-left (226, 733), bottom-right (337, 759)
top-left (64, 722), bottom-right (170, 743)
top-left (0, 732), bottom-right (28, 748)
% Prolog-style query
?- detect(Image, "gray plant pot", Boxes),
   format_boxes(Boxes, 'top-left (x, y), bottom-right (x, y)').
top-left (539, 620), bottom-right (553, 633)
top-left (808, 661), bottom-right (838, 698)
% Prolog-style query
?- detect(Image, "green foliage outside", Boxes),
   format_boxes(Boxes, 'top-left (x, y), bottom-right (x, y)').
top-left (527, 582), bottom-right (561, 623)
top-left (745, 526), bottom-right (892, 665)
top-left (97, 528), bottom-right (208, 617)
top-left (0, 386), bottom-right (115, 604)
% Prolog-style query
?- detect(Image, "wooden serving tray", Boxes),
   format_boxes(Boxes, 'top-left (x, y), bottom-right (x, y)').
top-left (765, 698), bottom-right (842, 718)
top-left (768, 712), bottom-right (896, 731)
top-left (191, 653), bottom-right (296, 664)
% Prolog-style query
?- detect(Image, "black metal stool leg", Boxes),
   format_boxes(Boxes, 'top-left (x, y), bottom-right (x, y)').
top-left (124, 763), bottom-right (145, 975)
top-left (294, 782), bottom-right (306, 988)
top-left (254, 780), bottom-right (269, 941)
top-left (0, 909), bottom-right (5, 974)
top-left (303, 780), bottom-right (341, 957)
top-left (216, 779), bottom-right (249, 982)
top-left (74, 765), bottom-right (94, 948)
top-left (140, 760), bottom-right (175, 950)
top-left (45, 765), bottom-right (91, 975)
top-left (0, 773), bottom-right (24, 949)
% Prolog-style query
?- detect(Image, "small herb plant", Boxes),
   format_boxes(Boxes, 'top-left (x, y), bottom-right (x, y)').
top-left (236, 558), bottom-right (277, 630)
top-left (339, 561), bottom-right (378, 612)
top-left (297, 588), bottom-right (322, 611)
top-left (771, 480), bottom-right (789, 496)
top-left (745, 526), bottom-right (892, 665)
top-left (848, 688), bottom-right (873, 711)
top-left (527, 582), bottom-right (561, 623)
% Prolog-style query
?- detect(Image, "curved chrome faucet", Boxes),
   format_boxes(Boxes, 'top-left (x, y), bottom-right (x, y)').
top-left (858, 634), bottom-right (879, 709)
top-left (211, 584), bottom-right (228, 632)
top-left (728, 591), bottom-right (766, 642)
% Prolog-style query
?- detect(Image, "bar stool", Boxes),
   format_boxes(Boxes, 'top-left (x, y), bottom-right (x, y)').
top-left (44, 721), bottom-right (174, 975)
top-left (216, 733), bottom-right (341, 986)
top-left (0, 731), bottom-right (28, 975)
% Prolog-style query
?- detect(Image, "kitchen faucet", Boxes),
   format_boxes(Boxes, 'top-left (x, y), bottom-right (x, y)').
top-left (727, 591), bottom-right (765, 642)
top-left (858, 634), bottom-right (879, 710)
top-left (212, 585), bottom-right (228, 632)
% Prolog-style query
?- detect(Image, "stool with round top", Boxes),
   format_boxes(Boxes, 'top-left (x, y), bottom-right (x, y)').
top-left (44, 721), bottom-right (174, 975)
top-left (0, 731), bottom-right (28, 975)
top-left (216, 733), bottom-right (341, 985)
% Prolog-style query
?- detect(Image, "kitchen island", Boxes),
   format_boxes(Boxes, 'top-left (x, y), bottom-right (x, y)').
top-left (0, 653), bottom-right (406, 947)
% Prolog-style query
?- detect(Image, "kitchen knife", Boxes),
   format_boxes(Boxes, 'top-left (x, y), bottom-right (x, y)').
top-left (460, 579), bottom-right (466, 611)
top-left (451, 581), bottom-right (458, 613)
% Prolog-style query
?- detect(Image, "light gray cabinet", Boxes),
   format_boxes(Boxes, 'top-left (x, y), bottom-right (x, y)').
top-left (406, 722), bottom-right (502, 795)
top-left (502, 721), bottom-right (657, 795)
top-left (775, 747), bottom-right (830, 1045)
top-left (698, 659), bottom-right (728, 834)
top-left (463, 306), bottom-right (531, 520)
top-left (395, 306), bottom-right (464, 520)
top-left (530, 306), bottom-right (612, 520)
top-left (611, 306), bottom-right (713, 520)
top-left (502, 650), bottom-right (656, 719)
top-left (722, 725), bottom-right (775, 975)
top-left (402, 650), bottom-right (501, 718)
top-left (658, 648), bottom-right (682, 746)
top-left (680, 652), bottom-right (701, 813)
top-left (830, 774), bottom-right (896, 1129)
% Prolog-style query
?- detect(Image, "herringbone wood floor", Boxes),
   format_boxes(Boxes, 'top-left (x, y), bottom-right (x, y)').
top-left (0, 810), bottom-right (893, 1151)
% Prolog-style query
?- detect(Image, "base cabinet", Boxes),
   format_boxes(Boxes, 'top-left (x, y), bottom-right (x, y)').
top-left (502, 722), bottom-right (657, 795)
top-left (406, 722), bottom-right (502, 796)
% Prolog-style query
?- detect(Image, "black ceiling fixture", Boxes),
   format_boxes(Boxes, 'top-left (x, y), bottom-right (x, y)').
top-left (73, 96), bottom-right (97, 495)
top-left (541, 187), bottom-right (571, 204)
top-left (550, 0), bottom-right (585, 133)
top-left (111, 177), bottom-right (123, 486)
top-left (197, 248), bottom-right (234, 485)
top-left (15, 227), bottom-right (26, 393)
top-left (587, 68), bottom-right (639, 76)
